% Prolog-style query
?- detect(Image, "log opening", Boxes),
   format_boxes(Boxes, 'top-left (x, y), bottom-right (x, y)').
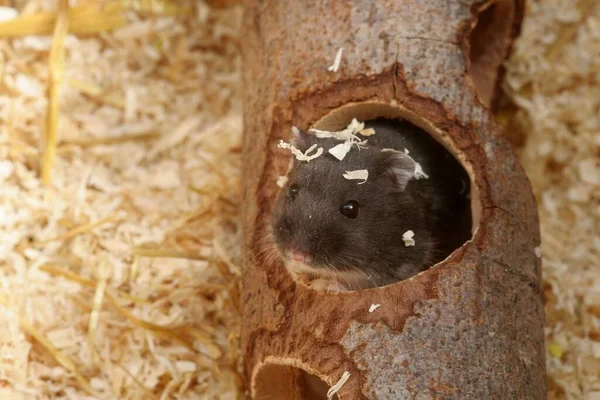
top-left (294, 102), bottom-right (477, 288)
top-left (253, 359), bottom-right (338, 400)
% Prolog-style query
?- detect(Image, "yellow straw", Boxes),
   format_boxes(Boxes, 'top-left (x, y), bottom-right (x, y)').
top-left (41, 0), bottom-right (69, 184)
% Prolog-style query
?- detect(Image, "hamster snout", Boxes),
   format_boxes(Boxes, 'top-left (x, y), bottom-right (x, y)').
top-left (290, 249), bottom-right (309, 263)
top-left (272, 202), bottom-right (345, 273)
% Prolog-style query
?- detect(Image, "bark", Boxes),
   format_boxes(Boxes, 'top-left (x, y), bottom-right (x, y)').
top-left (240, 1), bottom-right (546, 399)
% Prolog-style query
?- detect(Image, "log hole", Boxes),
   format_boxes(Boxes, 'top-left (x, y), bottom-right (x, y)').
top-left (300, 102), bottom-right (480, 290)
top-left (253, 362), bottom-right (338, 400)
top-left (467, 0), bottom-right (516, 110)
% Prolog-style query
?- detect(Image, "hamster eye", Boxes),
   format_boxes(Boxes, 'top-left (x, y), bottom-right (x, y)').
top-left (288, 184), bottom-right (299, 200)
top-left (340, 200), bottom-right (359, 219)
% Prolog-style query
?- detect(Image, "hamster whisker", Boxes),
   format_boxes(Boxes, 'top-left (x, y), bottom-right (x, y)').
top-left (265, 248), bottom-right (283, 266)
top-left (253, 240), bottom-right (283, 267)
top-left (251, 243), bottom-right (275, 262)
top-left (323, 263), bottom-right (354, 290)
top-left (350, 265), bottom-right (371, 279)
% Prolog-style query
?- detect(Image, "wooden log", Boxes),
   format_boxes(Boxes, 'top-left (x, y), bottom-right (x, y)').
top-left (240, 1), bottom-right (546, 399)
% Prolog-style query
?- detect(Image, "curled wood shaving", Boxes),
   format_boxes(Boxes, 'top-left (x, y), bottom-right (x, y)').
top-left (360, 128), bottom-right (376, 137)
top-left (278, 140), bottom-right (323, 162)
top-left (343, 169), bottom-right (368, 184)
top-left (368, 304), bottom-right (381, 313)
top-left (0, 296), bottom-right (97, 396)
top-left (310, 118), bottom-right (365, 141)
top-left (327, 47), bottom-right (344, 72)
top-left (327, 371), bottom-right (350, 399)
top-left (402, 230), bottom-right (415, 247)
top-left (328, 141), bottom-right (353, 161)
top-left (311, 119), bottom-right (370, 160)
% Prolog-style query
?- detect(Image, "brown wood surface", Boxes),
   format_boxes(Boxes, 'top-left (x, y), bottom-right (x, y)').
top-left (240, 0), bottom-right (546, 399)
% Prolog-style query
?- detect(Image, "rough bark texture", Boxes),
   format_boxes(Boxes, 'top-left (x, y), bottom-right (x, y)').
top-left (240, 1), bottom-right (546, 399)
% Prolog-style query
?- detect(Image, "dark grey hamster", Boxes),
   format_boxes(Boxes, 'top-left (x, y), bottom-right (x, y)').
top-left (270, 118), bottom-right (471, 290)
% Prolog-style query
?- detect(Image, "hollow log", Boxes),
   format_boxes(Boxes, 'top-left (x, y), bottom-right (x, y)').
top-left (240, 1), bottom-right (546, 399)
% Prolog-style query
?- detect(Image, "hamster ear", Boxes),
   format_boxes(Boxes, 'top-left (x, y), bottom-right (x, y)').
top-left (290, 126), bottom-right (310, 151)
top-left (376, 150), bottom-right (415, 190)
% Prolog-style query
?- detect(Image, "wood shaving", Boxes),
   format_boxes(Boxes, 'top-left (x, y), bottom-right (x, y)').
top-left (328, 141), bottom-right (353, 161)
top-left (368, 304), bottom-right (381, 313)
top-left (360, 127), bottom-right (376, 137)
top-left (278, 140), bottom-right (324, 162)
top-left (311, 125), bottom-right (361, 141)
top-left (0, 0), bottom-right (596, 398)
top-left (311, 118), bottom-right (372, 141)
top-left (327, 47), bottom-right (344, 72)
top-left (276, 175), bottom-right (288, 188)
top-left (327, 370), bottom-right (350, 400)
top-left (343, 169), bottom-right (368, 184)
top-left (0, 1), bottom-right (244, 398)
top-left (310, 118), bottom-right (369, 161)
top-left (402, 230), bottom-right (415, 247)
top-left (503, 1), bottom-right (600, 397)
top-left (0, 6), bottom-right (17, 22)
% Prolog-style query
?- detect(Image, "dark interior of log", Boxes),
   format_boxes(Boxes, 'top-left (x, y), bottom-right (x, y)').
top-left (253, 363), bottom-right (336, 400)
top-left (467, 0), bottom-right (516, 110)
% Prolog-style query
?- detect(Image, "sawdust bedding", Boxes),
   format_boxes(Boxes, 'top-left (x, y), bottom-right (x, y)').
top-left (0, 0), bottom-right (597, 399)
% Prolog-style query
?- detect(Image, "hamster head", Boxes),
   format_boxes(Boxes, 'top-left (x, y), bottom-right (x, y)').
top-left (271, 129), bottom-right (434, 289)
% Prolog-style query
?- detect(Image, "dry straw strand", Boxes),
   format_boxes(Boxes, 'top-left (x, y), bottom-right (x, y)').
top-left (131, 248), bottom-right (211, 262)
top-left (0, 296), bottom-right (97, 396)
top-left (41, 0), bottom-right (69, 184)
top-left (39, 264), bottom-right (149, 305)
top-left (40, 214), bottom-right (118, 243)
top-left (0, 3), bottom-right (126, 37)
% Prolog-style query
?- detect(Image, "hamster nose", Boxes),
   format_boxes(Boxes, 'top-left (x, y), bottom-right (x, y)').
top-left (290, 249), bottom-right (309, 263)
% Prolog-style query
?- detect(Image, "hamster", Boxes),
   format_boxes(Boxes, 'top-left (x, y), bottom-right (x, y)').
top-left (269, 118), bottom-right (472, 291)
